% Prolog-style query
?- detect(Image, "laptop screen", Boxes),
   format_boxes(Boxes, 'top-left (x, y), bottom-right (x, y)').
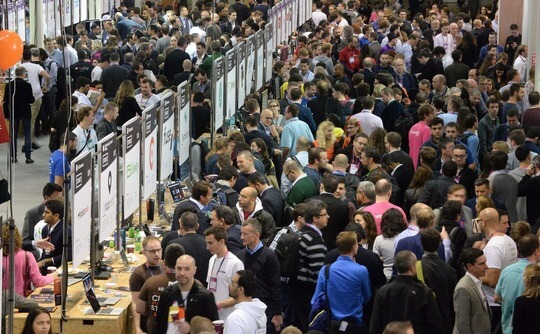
top-left (82, 273), bottom-right (101, 313)
top-left (168, 183), bottom-right (184, 203)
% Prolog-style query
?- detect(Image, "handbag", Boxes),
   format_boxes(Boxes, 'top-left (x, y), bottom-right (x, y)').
top-left (23, 251), bottom-right (34, 297)
top-left (308, 263), bottom-right (332, 332)
top-left (0, 170), bottom-right (10, 204)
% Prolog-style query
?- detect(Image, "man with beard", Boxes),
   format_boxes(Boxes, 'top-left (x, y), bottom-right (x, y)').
top-left (48, 131), bottom-right (77, 186)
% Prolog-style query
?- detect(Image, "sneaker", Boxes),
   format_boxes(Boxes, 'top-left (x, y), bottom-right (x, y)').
top-left (25, 158), bottom-right (34, 164)
top-left (21, 146), bottom-right (35, 153)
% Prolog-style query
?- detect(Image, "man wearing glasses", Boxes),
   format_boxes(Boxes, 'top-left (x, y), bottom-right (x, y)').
top-left (129, 236), bottom-right (166, 334)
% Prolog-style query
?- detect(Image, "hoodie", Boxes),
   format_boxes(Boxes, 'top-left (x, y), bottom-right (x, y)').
top-left (223, 298), bottom-right (268, 334)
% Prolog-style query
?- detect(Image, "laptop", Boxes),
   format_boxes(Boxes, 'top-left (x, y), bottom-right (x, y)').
top-left (119, 248), bottom-right (137, 273)
top-left (168, 182), bottom-right (184, 204)
top-left (82, 273), bottom-right (123, 315)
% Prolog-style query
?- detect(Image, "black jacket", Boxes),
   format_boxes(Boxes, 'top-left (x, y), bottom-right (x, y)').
top-left (154, 281), bottom-right (218, 333)
top-left (101, 64), bottom-right (130, 99)
top-left (168, 233), bottom-right (211, 287)
top-left (260, 187), bottom-right (285, 227)
top-left (163, 49), bottom-right (190, 82)
top-left (418, 175), bottom-right (457, 209)
top-left (307, 193), bottom-right (349, 250)
top-left (172, 199), bottom-right (209, 234)
top-left (3, 78), bottom-right (34, 119)
top-left (39, 220), bottom-right (72, 274)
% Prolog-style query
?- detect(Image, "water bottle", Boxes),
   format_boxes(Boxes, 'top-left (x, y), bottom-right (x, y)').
top-left (134, 229), bottom-right (142, 253)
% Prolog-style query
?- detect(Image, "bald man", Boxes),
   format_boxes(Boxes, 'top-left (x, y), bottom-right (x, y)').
top-left (232, 187), bottom-right (276, 242)
top-left (478, 208), bottom-right (518, 330)
top-left (332, 153), bottom-right (361, 205)
top-left (153, 255), bottom-right (219, 333)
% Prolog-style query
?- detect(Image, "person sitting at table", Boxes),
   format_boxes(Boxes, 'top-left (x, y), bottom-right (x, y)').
top-left (129, 236), bottom-right (166, 334)
top-left (2, 222), bottom-right (54, 297)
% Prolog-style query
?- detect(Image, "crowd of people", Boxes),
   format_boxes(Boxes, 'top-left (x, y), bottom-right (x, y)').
top-left (4, 0), bottom-right (540, 334)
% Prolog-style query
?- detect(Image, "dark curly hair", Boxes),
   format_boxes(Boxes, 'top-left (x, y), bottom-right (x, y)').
top-left (381, 208), bottom-right (407, 238)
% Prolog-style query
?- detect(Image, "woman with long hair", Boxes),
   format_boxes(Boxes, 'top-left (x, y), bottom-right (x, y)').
top-left (403, 166), bottom-right (434, 215)
top-left (369, 128), bottom-right (387, 158)
top-left (250, 138), bottom-right (279, 188)
top-left (2, 223), bottom-right (53, 297)
top-left (314, 121), bottom-right (338, 160)
top-left (353, 210), bottom-right (377, 250)
top-left (373, 209), bottom-right (407, 281)
top-left (21, 306), bottom-right (52, 334)
top-left (205, 137), bottom-right (229, 175)
top-left (512, 264), bottom-right (540, 334)
top-left (457, 31), bottom-right (478, 68)
top-left (478, 53), bottom-right (496, 76)
top-left (49, 97), bottom-right (78, 152)
top-left (115, 80), bottom-right (142, 133)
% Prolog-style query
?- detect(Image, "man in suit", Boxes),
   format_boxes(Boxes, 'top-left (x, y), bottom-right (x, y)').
top-left (417, 50), bottom-right (444, 83)
top-left (380, 87), bottom-right (404, 133)
top-left (100, 52), bottom-right (129, 100)
top-left (453, 247), bottom-right (491, 334)
top-left (381, 153), bottom-right (413, 206)
top-left (168, 212), bottom-right (211, 287)
top-left (36, 200), bottom-right (72, 274)
top-left (248, 172), bottom-right (285, 228)
top-left (163, 36), bottom-right (190, 83)
top-left (172, 180), bottom-right (213, 233)
top-left (22, 183), bottom-right (63, 260)
top-left (306, 175), bottom-right (349, 250)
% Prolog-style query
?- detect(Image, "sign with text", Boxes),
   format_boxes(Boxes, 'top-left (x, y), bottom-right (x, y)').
top-left (71, 151), bottom-right (92, 268)
top-left (213, 56), bottom-right (225, 132)
top-left (236, 42), bottom-right (246, 109)
top-left (98, 133), bottom-right (117, 241)
top-left (245, 35), bottom-right (255, 95)
top-left (225, 48), bottom-right (237, 120)
top-left (122, 116), bottom-right (141, 217)
top-left (177, 81), bottom-right (191, 166)
top-left (265, 23), bottom-right (274, 84)
top-left (160, 92), bottom-right (175, 180)
top-left (142, 104), bottom-right (158, 199)
top-left (255, 30), bottom-right (265, 91)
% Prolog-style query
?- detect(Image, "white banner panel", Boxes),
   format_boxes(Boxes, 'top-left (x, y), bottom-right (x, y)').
top-left (98, 133), bottom-right (117, 241)
top-left (245, 36), bottom-right (255, 94)
top-left (160, 92), bottom-right (175, 180)
top-left (46, 0), bottom-right (55, 38)
top-left (16, 1), bottom-right (25, 43)
top-left (213, 57), bottom-right (225, 131)
top-left (177, 81), bottom-right (190, 166)
top-left (225, 48), bottom-right (237, 120)
top-left (292, 0), bottom-right (298, 31)
top-left (265, 23), bottom-right (273, 85)
top-left (277, 3), bottom-right (283, 45)
top-left (71, 151), bottom-right (92, 268)
top-left (73, 0), bottom-right (80, 25)
top-left (122, 116), bottom-right (141, 217)
top-left (236, 42), bottom-right (246, 108)
top-left (142, 104), bottom-right (158, 199)
top-left (7, 2), bottom-right (16, 32)
top-left (255, 30), bottom-right (264, 91)
top-left (299, 0), bottom-right (305, 27)
top-left (80, 0), bottom-right (88, 21)
top-left (63, 0), bottom-right (71, 27)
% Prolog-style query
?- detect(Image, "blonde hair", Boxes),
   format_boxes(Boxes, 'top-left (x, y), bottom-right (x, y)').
top-left (476, 195), bottom-right (494, 213)
top-left (492, 140), bottom-right (510, 154)
top-left (316, 121), bottom-right (336, 149)
top-left (205, 137), bottom-right (229, 161)
top-left (2, 222), bottom-right (22, 253)
top-left (115, 80), bottom-right (135, 107)
top-left (522, 264), bottom-right (540, 299)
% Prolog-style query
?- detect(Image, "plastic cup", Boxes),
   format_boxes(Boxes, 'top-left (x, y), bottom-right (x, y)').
top-left (126, 245), bottom-right (135, 254)
top-left (111, 272), bottom-right (118, 283)
top-left (213, 320), bottom-right (224, 334)
top-left (47, 266), bottom-right (57, 274)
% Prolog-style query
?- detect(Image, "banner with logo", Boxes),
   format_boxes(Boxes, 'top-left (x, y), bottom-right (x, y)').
top-left (142, 104), bottom-right (158, 199)
top-left (236, 42), bottom-right (246, 108)
top-left (160, 92), bottom-right (175, 180)
top-left (122, 116), bottom-right (141, 217)
top-left (245, 35), bottom-right (255, 95)
top-left (213, 57), bottom-right (225, 132)
top-left (177, 81), bottom-right (191, 166)
top-left (98, 133), bottom-right (117, 241)
top-left (255, 30), bottom-right (265, 91)
top-left (225, 48), bottom-right (237, 120)
top-left (71, 151), bottom-right (92, 268)
top-left (265, 23), bottom-right (274, 85)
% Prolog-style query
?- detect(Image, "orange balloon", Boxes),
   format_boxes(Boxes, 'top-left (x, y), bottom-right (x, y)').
top-left (0, 30), bottom-right (23, 70)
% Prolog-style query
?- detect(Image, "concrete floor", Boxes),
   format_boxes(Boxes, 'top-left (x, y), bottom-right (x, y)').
top-left (0, 135), bottom-right (51, 232)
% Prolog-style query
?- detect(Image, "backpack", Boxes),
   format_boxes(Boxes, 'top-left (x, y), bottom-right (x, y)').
top-left (207, 187), bottom-right (236, 211)
top-left (458, 132), bottom-right (474, 146)
top-left (47, 61), bottom-right (67, 107)
top-left (447, 225), bottom-right (465, 277)
top-left (394, 110), bottom-right (415, 140)
top-left (266, 226), bottom-right (302, 278)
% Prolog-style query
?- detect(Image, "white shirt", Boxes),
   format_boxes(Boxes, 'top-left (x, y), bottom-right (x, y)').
top-left (206, 252), bottom-right (244, 320)
top-left (22, 62), bottom-right (45, 99)
top-left (513, 55), bottom-right (527, 83)
top-left (72, 91), bottom-right (93, 108)
top-left (482, 234), bottom-right (518, 305)
top-left (91, 66), bottom-right (103, 82)
top-left (312, 10), bottom-right (327, 27)
top-left (134, 93), bottom-right (160, 110)
top-left (189, 27), bottom-right (206, 41)
top-left (185, 42), bottom-right (197, 60)
top-left (72, 125), bottom-right (98, 154)
top-left (433, 32), bottom-right (455, 55)
top-left (349, 110), bottom-right (384, 136)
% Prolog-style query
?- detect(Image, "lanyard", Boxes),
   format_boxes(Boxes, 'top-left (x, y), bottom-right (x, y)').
top-left (211, 252), bottom-right (228, 276)
top-left (146, 262), bottom-right (162, 277)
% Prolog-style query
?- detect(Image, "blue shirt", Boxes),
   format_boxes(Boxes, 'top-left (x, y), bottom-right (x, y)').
top-left (312, 256), bottom-right (371, 325)
top-left (49, 150), bottom-right (70, 183)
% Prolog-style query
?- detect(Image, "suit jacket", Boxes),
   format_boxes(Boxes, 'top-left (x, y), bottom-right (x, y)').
top-left (260, 187), bottom-right (285, 227)
top-left (40, 221), bottom-right (72, 271)
top-left (101, 64), bottom-right (130, 99)
top-left (381, 100), bottom-right (404, 133)
top-left (391, 164), bottom-right (413, 206)
top-left (163, 49), bottom-right (191, 82)
top-left (453, 274), bottom-right (491, 334)
top-left (22, 204), bottom-right (45, 259)
top-left (3, 78), bottom-right (34, 119)
top-left (306, 193), bottom-right (349, 250)
top-left (169, 233), bottom-right (211, 287)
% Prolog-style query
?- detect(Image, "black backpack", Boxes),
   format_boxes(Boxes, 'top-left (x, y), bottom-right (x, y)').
top-left (47, 61), bottom-right (67, 108)
top-left (458, 132), bottom-right (474, 146)
top-left (266, 226), bottom-right (302, 278)
top-left (394, 110), bottom-right (415, 140)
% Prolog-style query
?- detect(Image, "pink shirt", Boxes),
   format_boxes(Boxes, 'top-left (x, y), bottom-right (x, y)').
top-left (408, 121), bottom-right (431, 169)
top-left (363, 201), bottom-right (408, 235)
top-left (2, 250), bottom-right (53, 296)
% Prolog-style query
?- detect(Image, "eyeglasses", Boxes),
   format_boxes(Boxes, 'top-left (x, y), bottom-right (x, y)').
top-left (229, 282), bottom-right (239, 287)
top-left (269, 104), bottom-right (279, 108)
top-left (453, 154), bottom-right (466, 158)
top-left (144, 248), bottom-right (162, 254)
top-left (286, 170), bottom-right (294, 177)
top-left (316, 212), bottom-right (329, 217)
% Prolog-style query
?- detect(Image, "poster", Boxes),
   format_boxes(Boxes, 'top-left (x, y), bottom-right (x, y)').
top-left (16, 1), bottom-right (25, 43)
top-left (277, 3), bottom-right (283, 46)
top-left (225, 48), bottom-right (237, 120)
top-left (265, 23), bottom-right (273, 85)
top-left (160, 92), bottom-right (175, 180)
top-left (213, 57), bottom-right (225, 132)
top-left (292, 0), bottom-right (298, 31)
top-left (73, 0), bottom-right (80, 25)
top-left (245, 36), bottom-right (255, 95)
top-left (255, 30), bottom-right (265, 91)
top-left (122, 116), bottom-right (141, 217)
top-left (63, 0), bottom-right (71, 28)
top-left (7, 2), bottom-right (16, 32)
top-left (98, 133), bottom-right (117, 242)
top-left (236, 42), bottom-right (246, 109)
top-left (177, 81), bottom-right (190, 166)
top-left (80, 0), bottom-right (88, 21)
top-left (142, 104), bottom-right (158, 199)
top-left (46, 0), bottom-right (56, 38)
top-left (70, 151), bottom-right (92, 268)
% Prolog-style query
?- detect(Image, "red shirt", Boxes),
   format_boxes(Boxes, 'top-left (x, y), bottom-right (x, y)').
top-left (339, 46), bottom-right (361, 72)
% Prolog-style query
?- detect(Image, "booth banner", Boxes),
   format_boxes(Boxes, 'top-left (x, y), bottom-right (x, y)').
top-left (16, 1), bottom-right (25, 43)
top-left (63, 0), bottom-right (71, 28)
top-left (101, 0), bottom-right (108, 16)
top-left (245, 36), bottom-right (255, 95)
top-left (71, 151), bottom-right (92, 268)
top-left (98, 133), bottom-right (117, 242)
top-left (80, 0), bottom-right (88, 21)
top-left (177, 81), bottom-right (190, 166)
top-left (7, 2), bottom-right (16, 32)
top-left (73, 0), bottom-right (80, 26)
top-left (236, 42), bottom-right (246, 109)
top-left (46, 0), bottom-right (55, 38)
top-left (265, 23), bottom-right (273, 85)
top-left (277, 2), bottom-right (283, 45)
top-left (160, 92), bottom-right (175, 180)
top-left (255, 30), bottom-right (265, 91)
top-left (142, 104), bottom-right (158, 199)
top-left (225, 48), bottom-right (237, 120)
top-left (299, 0), bottom-right (305, 28)
top-left (286, 0), bottom-right (293, 38)
top-left (213, 56), bottom-right (225, 131)
top-left (122, 116), bottom-right (141, 217)
top-left (292, 0), bottom-right (298, 32)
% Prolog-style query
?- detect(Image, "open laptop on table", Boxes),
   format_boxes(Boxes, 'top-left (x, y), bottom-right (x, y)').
top-left (119, 248), bottom-right (137, 273)
top-left (82, 273), bottom-right (123, 315)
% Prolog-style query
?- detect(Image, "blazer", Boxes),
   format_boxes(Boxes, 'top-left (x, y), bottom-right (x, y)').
top-left (453, 274), bottom-right (491, 334)
top-left (260, 187), bottom-right (285, 228)
top-left (40, 221), bottom-right (72, 270)
top-left (307, 193), bottom-right (349, 250)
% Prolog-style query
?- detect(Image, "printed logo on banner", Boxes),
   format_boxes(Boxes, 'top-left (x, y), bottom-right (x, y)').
top-left (149, 137), bottom-right (155, 169)
top-left (108, 171), bottom-right (112, 193)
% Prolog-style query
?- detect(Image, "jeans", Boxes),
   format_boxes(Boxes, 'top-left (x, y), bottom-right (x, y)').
top-left (30, 97), bottom-right (42, 140)
top-left (11, 118), bottom-right (31, 159)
